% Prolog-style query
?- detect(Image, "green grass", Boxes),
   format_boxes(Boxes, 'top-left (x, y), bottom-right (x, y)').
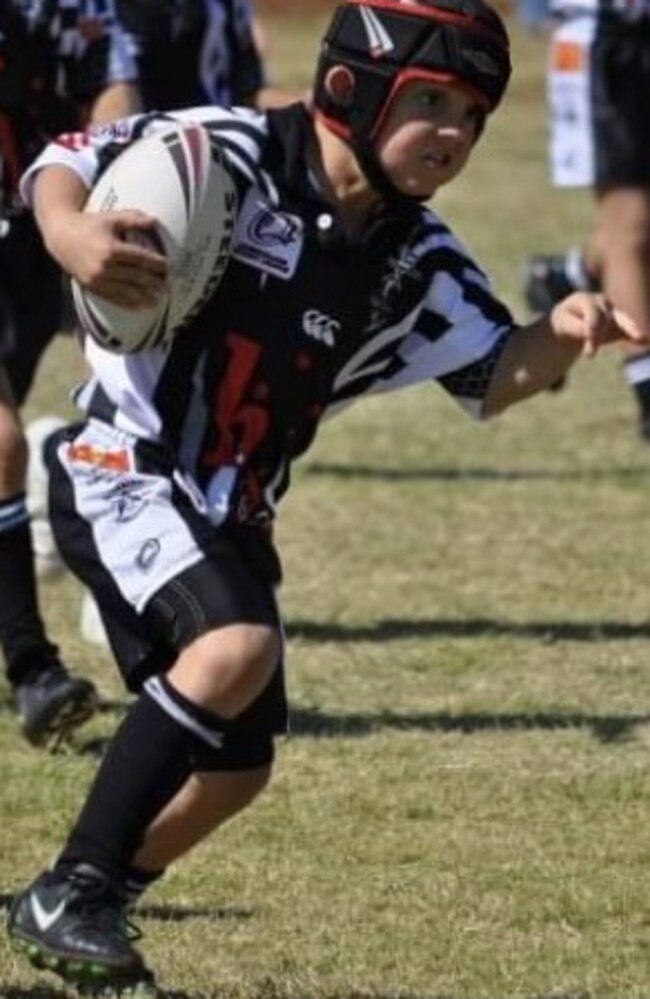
top-left (2, 12), bottom-right (649, 999)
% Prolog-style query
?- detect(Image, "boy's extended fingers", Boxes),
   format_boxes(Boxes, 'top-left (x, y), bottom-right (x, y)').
top-left (567, 295), bottom-right (600, 356)
top-left (610, 306), bottom-right (648, 344)
top-left (576, 296), bottom-right (646, 355)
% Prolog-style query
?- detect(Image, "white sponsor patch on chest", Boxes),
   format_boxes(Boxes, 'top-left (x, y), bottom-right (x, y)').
top-left (231, 189), bottom-right (304, 280)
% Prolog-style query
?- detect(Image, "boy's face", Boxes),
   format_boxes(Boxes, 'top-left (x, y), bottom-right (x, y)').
top-left (373, 80), bottom-right (487, 200)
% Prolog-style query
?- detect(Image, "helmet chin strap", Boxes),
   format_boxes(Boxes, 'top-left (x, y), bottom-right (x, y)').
top-left (350, 126), bottom-right (430, 206)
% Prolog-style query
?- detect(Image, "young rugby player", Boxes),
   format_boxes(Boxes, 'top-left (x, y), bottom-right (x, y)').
top-left (8, 0), bottom-right (647, 990)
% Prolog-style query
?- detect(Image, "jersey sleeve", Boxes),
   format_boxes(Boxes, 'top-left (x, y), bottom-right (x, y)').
top-left (19, 112), bottom-right (148, 204)
top-left (329, 220), bottom-right (515, 422)
top-left (400, 261), bottom-right (514, 419)
top-left (19, 104), bottom-right (267, 207)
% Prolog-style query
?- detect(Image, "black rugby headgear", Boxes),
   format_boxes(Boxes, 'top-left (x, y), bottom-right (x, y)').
top-left (313, 0), bottom-right (511, 202)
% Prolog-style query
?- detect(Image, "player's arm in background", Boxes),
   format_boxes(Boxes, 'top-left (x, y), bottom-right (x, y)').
top-left (248, 15), bottom-right (303, 109)
top-left (228, 1), bottom-right (306, 109)
top-left (66, 0), bottom-right (142, 126)
top-left (88, 79), bottom-right (141, 125)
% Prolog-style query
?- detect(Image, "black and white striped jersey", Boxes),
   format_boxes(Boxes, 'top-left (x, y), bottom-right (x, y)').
top-left (115, 0), bottom-right (266, 111)
top-left (22, 103), bottom-right (516, 526)
top-left (0, 0), bottom-right (136, 209)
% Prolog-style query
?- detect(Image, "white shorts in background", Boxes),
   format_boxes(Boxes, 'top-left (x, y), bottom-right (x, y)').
top-left (547, 17), bottom-right (596, 187)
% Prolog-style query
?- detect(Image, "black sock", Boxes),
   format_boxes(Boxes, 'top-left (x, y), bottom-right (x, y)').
top-left (624, 355), bottom-right (650, 423)
top-left (633, 379), bottom-right (650, 415)
top-left (56, 685), bottom-right (199, 884)
top-left (125, 864), bottom-right (165, 905)
top-left (0, 494), bottom-right (56, 685)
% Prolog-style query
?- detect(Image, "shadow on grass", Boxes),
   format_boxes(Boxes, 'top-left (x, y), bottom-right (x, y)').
top-left (1, 691), bottom-right (648, 759)
top-left (0, 894), bottom-right (253, 924)
top-left (290, 706), bottom-right (649, 744)
top-left (0, 989), bottom-right (68, 998)
top-left (147, 992), bottom-right (618, 999)
top-left (285, 616), bottom-right (650, 644)
top-left (0, 988), bottom-right (621, 999)
top-left (58, 703), bottom-right (650, 758)
top-left (305, 460), bottom-right (650, 483)
top-left (136, 902), bottom-right (253, 922)
top-left (2, 616), bottom-right (648, 756)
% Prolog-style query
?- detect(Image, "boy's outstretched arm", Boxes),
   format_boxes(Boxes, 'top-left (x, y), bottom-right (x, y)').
top-left (483, 292), bottom-right (648, 416)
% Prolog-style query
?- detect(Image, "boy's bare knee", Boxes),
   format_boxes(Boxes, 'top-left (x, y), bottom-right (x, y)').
top-left (168, 623), bottom-right (282, 718)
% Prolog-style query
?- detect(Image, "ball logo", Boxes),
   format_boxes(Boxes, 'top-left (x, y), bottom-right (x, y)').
top-left (74, 122), bottom-right (238, 353)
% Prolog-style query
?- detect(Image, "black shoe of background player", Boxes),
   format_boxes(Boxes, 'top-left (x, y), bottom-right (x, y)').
top-left (630, 374), bottom-right (650, 444)
top-left (7, 863), bottom-right (155, 994)
top-left (524, 253), bottom-right (579, 314)
top-left (15, 659), bottom-right (97, 746)
top-left (524, 254), bottom-right (581, 392)
top-left (639, 415), bottom-right (650, 442)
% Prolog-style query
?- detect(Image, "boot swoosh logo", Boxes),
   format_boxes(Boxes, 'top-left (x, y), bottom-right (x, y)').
top-left (30, 894), bottom-right (66, 932)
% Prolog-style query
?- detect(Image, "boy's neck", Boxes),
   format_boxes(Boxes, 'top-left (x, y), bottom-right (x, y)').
top-left (310, 116), bottom-right (384, 238)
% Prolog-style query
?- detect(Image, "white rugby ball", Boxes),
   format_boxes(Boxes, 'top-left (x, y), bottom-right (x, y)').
top-left (72, 121), bottom-right (237, 354)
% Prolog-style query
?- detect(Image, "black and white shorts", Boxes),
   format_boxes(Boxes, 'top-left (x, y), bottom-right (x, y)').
top-left (46, 418), bottom-right (287, 734)
top-left (547, 16), bottom-right (650, 188)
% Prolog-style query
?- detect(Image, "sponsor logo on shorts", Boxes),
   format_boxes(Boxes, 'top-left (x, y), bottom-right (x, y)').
top-left (67, 442), bottom-right (132, 473)
top-left (136, 538), bottom-right (161, 570)
top-left (108, 479), bottom-right (151, 523)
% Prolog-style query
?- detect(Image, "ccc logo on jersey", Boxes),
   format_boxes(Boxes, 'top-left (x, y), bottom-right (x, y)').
top-left (248, 206), bottom-right (300, 248)
top-left (302, 309), bottom-right (340, 348)
top-left (232, 190), bottom-right (304, 281)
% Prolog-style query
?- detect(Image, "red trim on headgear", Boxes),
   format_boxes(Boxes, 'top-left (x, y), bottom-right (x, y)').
top-left (346, 0), bottom-right (504, 37)
top-left (314, 108), bottom-right (352, 140)
top-left (370, 67), bottom-right (491, 138)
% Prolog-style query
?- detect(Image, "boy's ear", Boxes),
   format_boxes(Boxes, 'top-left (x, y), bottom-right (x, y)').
top-left (323, 65), bottom-right (356, 108)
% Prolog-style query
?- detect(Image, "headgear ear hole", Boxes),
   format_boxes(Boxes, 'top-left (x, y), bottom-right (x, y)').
top-left (324, 65), bottom-right (357, 108)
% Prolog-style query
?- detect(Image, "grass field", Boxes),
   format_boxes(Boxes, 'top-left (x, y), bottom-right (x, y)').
top-left (2, 11), bottom-right (650, 999)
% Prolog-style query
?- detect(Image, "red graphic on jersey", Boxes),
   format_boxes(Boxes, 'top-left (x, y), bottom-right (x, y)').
top-left (203, 332), bottom-right (271, 513)
top-left (55, 130), bottom-right (90, 151)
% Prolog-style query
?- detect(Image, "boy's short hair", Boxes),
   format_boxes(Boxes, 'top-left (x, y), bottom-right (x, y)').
top-left (314, 0), bottom-right (511, 143)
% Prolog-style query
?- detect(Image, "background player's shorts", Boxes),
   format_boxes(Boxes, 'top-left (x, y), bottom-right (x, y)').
top-left (548, 16), bottom-right (650, 188)
top-left (46, 418), bottom-right (287, 733)
top-left (0, 211), bottom-right (63, 404)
